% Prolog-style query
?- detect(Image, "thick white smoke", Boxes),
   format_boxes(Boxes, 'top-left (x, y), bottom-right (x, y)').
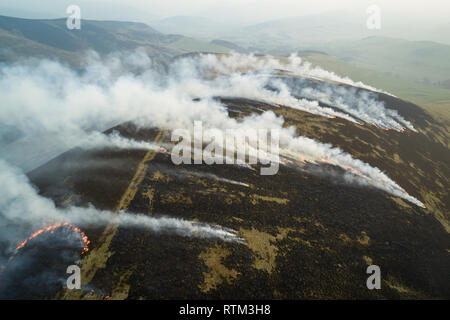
top-left (0, 48), bottom-right (424, 244)
top-left (272, 78), bottom-right (416, 132)
top-left (179, 52), bottom-right (382, 91)
top-left (0, 160), bottom-right (244, 257)
top-left (176, 52), bottom-right (399, 95)
top-left (168, 53), bottom-right (413, 131)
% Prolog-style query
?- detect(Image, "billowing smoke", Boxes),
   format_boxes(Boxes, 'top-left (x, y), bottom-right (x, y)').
top-left (0, 160), bottom-right (243, 247)
top-left (0, 49), bottom-right (426, 297)
top-left (0, 51), bottom-right (423, 205)
top-left (0, 158), bottom-right (244, 296)
top-left (178, 52), bottom-right (387, 93)
top-left (0, 49), bottom-right (425, 254)
top-left (167, 53), bottom-right (413, 131)
top-left (271, 77), bottom-right (416, 131)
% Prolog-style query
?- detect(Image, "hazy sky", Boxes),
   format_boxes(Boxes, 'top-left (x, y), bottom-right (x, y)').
top-left (136, 0), bottom-right (450, 22)
top-left (1, 0), bottom-right (450, 25)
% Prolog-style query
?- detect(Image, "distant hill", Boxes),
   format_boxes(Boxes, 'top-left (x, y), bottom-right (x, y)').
top-left (218, 12), bottom-right (450, 51)
top-left (221, 12), bottom-right (371, 50)
top-left (0, 15), bottom-right (232, 65)
top-left (314, 36), bottom-right (450, 87)
top-left (168, 36), bottom-right (231, 54)
top-left (0, 6), bottom-right (59, 19)
top-left (0, 1), bottom-right (160, 23)
top-left (210, 39), bottom-right (247, 53)
top-left (302, 52), bottom-right (450, 124)
top-left (303, 52), bottom-right (450, 105)
top-left (149, 16), bottom-right (234, 39)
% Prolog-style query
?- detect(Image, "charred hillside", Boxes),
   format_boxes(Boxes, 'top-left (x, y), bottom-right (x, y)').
top-left (22, 80), bottom-right (449, 299)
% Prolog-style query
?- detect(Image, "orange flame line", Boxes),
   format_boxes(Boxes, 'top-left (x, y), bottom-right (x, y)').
top-left (15, 223), bottom-right (89, 255)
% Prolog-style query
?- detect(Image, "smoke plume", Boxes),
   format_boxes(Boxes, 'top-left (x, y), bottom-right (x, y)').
top-left (0, 50), bottom-right (427, 297)
top-left (0, 50), bottom-right (424, 202)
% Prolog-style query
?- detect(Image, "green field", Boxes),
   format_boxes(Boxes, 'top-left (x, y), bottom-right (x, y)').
top-left (321, 37), bottom-right (450, 84)
top-left (167, 36), bottom-right (231, 53)
top-left (304, 53), bottom-right (450, 124)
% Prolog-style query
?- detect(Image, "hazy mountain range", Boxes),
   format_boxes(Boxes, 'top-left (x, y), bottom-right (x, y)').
top-left (148, 12), bottom-right (450, 46)
top-left (0, 15), bottom-right (233, 67)
top-left (2, 14), bottom-right (449, 91)
top-left (313, 36), bottom-right (450, 86)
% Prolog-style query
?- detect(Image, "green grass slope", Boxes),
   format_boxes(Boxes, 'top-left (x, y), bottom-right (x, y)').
top-left (321, 36), bottom-right (450, 86)
top-left (0, 15), bottom-right (232, 65)
top-left (304, 53), bottom-right (450, 122)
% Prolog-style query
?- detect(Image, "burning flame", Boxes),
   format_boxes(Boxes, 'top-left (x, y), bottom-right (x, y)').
top-left (380, 126), bottom-right (406, 133)
top-left (319, 158), bottom-right (337, 166)
top-left (14, 222), bottom-right (90, 256)
top-left (341, 164), bottom-right (363, 176)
